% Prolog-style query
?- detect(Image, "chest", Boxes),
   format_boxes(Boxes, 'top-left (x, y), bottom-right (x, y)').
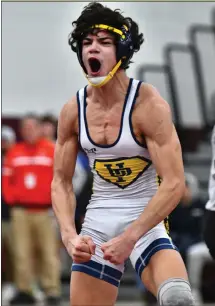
top-left (85, 102), bottom-right (125, 145)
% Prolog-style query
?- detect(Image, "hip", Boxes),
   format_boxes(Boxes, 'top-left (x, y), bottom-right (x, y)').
top-left (82, 198), bottom-right (166, 241)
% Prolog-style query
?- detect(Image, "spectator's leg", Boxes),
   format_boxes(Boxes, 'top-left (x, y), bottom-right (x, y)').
top-left (187, 242), bottom-right (212, 302)
top-left (203, 210), bottom-right (215, 260)
top-left (33, 211), bottom-right (61, 298)
top-left (11, 208), bottom-right (33, 293)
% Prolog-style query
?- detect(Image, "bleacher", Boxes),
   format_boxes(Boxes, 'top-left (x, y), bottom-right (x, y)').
top-left (118, 6), bottom-right (215, 302)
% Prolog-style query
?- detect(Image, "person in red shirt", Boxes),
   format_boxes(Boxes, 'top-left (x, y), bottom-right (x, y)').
top-left (2, 114), bottom-right (61, 305)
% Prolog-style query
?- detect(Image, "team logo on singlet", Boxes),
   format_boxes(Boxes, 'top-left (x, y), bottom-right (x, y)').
top-left (94, 156), bottom-right (152, 189)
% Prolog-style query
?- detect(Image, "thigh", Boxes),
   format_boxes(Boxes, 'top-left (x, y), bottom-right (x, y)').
top-left (142, 249), bottom-right (188, 296)
top-left (130, 222), bottom-right (186, 296)
top-left (203, 210), bottom-right (215, 259)
top-left (32, 211), bottom-right (58, 258)
top-left (70, 271), bottom-right (118, 306)
top-left (71, 228), bottom-right (124, 305)
top-left (11, 208), bottom-right (32, 258)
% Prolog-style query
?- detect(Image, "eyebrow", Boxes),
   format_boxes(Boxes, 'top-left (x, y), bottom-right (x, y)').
top-left (99, 36), bottom-right (113, 41)
top-left (83, 36), bottom-right (113, 42)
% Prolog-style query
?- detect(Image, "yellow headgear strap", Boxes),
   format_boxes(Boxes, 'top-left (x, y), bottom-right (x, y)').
top-left (92, 24), bottom-right (128, 39)
top-left (85, 24), bottom-right (128, 87)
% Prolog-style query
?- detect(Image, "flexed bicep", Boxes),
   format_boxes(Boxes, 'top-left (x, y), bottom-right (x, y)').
top-left (51, 98), bottom-right (79, 236)
top-left (53, 97), bottom-right (79, 185)
top-left (137, 86), bottom-right (184, 187)
top-left (146, 121), bottom-right (184, 186)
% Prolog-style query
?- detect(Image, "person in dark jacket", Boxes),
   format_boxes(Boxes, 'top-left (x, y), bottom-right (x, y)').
top-left (169, 172), bottom-right (205, 265)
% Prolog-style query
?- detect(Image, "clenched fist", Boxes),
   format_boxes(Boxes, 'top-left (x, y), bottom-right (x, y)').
top-left (101, 234), bottom-right (135, 265)
top-left (66, 235), bottom-right (96, 263)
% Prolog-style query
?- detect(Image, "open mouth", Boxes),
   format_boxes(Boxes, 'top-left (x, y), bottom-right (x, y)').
top-left (88, 58), bottom-right (101, 74)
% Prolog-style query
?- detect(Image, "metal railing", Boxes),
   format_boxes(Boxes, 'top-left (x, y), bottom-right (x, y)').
top-left (136, 8), bottom-right (215, 130)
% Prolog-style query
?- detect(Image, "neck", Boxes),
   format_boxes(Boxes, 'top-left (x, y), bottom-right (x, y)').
top-left (90, 70), bottom-right (130, 108)
top-left (44, 136), bottom-right (55, 142)
top-left (25, 138), bottom-right (41, 146)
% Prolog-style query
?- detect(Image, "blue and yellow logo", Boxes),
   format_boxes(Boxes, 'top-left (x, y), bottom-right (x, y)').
top-left (94, 156), bottom-right (152, 189)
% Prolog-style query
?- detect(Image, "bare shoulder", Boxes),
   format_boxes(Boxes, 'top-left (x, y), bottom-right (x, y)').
top-left (57, 96), bottom-right (79, 143)
top-left (136, 82), bottom-right (171, 115)
top-left (135, 82), bottom-right (173, 137)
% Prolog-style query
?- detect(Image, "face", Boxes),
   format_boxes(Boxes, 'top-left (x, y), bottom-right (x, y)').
top-left (42, 122), bottom-right (56, 140)
top-left (21, 118), bottom-right (41, 144)
top-left (82, 30), bottom-right (117, 77)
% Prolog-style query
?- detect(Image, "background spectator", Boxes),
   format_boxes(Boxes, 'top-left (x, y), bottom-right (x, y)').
top-left (169, 172), bottom-right (205, 265)
top-left (2, 126), bottom-right (17, 303)
top-left (41, 114), bottom-right (57, 142)
top-left (2, 114), bottom-right (61, 305)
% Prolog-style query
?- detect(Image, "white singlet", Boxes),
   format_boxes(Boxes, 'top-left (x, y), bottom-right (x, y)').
top-left (72, 78), bottom-right (177, 287)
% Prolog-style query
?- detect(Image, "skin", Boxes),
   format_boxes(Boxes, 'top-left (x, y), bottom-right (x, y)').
top-left (42, 121), bottom-right (56, 141)
top-left (82, 30), bottom-right (117, 78)
top-left (51, 30), bottom-right (187, 305)
top-left (20, 118), bottom-right (42, 144)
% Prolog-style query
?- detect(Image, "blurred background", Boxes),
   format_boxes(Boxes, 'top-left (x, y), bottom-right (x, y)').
top-left (2, 2), bottom-right (215, 306)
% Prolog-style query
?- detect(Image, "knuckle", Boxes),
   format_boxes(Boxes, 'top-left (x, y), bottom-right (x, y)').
top-left (73, 249), bottom-right (80, 256)
top-left (75, 243), bottom-right (81, 250)
top-left (73, 258), bottom-right (81, 263)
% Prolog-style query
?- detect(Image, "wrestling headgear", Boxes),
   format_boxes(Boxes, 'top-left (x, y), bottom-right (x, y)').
top-left (68, 24), bottom-right (134, 87)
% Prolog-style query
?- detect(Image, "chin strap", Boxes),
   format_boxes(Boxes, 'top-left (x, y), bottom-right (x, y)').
top-left (85, 58), bottom-right (124, 88)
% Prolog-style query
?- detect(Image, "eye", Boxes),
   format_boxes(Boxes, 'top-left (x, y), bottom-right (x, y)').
top-left (102, 41), bottom-right (112, 45)
top-left (83, 41), bottom-right (91, 46)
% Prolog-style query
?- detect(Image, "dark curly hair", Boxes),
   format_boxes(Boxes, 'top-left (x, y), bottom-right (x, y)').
top-left (69, 2), bottom-right (144, 69)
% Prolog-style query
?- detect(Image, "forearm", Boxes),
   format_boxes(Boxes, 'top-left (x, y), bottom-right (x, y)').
top-left (124, 180), bottom-right (185, 243)
top-left (51, 178), bottom-right (77, 241)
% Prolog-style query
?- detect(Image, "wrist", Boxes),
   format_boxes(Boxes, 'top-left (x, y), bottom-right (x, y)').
top-left (61, 226), bottom-right (77, 244)
top-left (123, 224), bottom-right (143, 245)
top-left (121, 228), bottom-right (138, 246)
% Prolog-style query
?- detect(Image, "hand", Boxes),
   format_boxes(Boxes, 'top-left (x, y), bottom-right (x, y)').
top-left (66, 235), bottom-right (96, 264)
top-left (101, 234), bottom-right (135, 265)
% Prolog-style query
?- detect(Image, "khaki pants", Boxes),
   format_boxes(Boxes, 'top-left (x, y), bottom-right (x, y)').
top-left (11, 207), bottom-right (61, 296)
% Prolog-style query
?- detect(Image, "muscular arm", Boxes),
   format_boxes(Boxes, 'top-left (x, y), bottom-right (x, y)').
top-left (51, 98), bottom-right (79, 245)
top-left (125, 86), bottom-right (185, 242)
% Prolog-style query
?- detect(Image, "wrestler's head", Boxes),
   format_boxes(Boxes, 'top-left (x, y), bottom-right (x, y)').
top-left (69, 2), bottom-right (144, 87)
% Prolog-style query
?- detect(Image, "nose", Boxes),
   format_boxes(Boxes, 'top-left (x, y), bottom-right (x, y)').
top-left (89, 40), bottom-right (100, 54)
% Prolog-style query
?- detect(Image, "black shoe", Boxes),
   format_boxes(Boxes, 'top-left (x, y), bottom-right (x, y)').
top-left (10, 291), bottom-right (36, 305)
top-left (46, 295), bottom-right (61, 305)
